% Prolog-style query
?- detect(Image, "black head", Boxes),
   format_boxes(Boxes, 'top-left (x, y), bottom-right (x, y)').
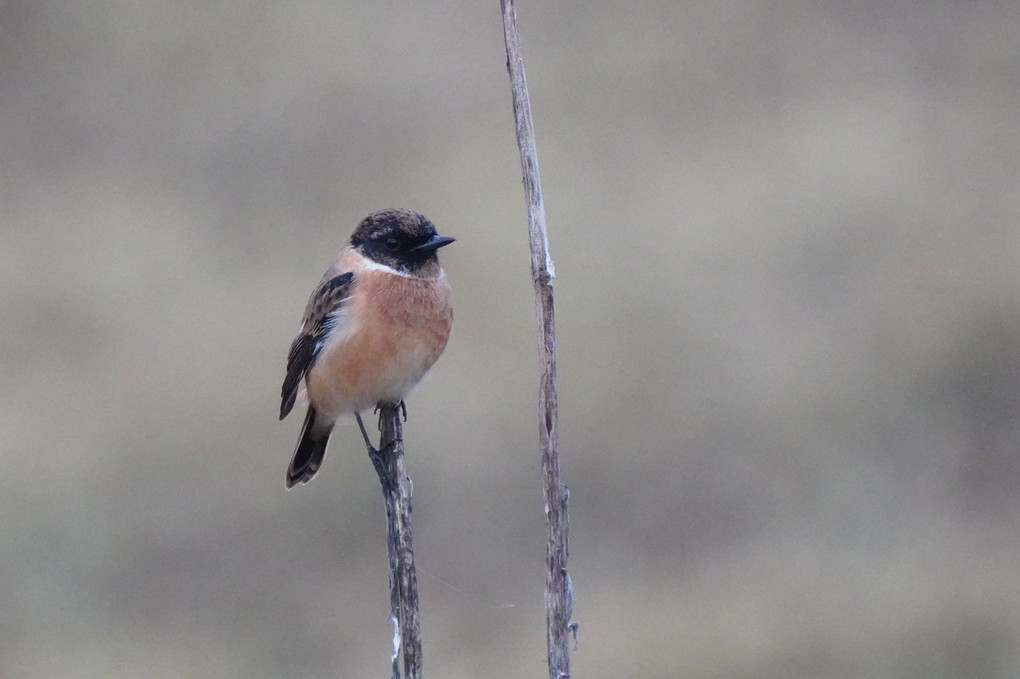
top-left (350, 209), bottom-right (454, 273)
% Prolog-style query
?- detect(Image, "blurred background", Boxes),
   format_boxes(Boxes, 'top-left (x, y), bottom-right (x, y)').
top-left (3, 1), bottom-right (1020, 677)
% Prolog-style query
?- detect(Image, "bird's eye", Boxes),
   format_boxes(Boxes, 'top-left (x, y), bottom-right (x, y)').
top-left (384, 238), bottom-right (400, 252)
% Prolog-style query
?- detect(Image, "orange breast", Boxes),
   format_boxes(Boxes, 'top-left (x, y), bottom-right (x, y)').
top-left (306, 268), bottom-right (453, 417)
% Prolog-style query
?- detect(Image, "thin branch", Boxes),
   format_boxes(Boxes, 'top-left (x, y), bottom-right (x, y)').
top-left (368, 403), bottom-right (423, 679)
top-left (500, 3), bottom-right (575, 678)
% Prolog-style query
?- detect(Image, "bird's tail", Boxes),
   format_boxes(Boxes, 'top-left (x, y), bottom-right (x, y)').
top-left (286, 406), bottom-right (331, 488)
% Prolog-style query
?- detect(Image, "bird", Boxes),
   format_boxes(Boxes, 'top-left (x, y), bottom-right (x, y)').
top-left (279, 208), bottom-right (454, 488)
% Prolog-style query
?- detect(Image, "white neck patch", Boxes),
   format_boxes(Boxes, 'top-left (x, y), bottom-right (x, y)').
top-left (359, 256), bottom-right (413, 278)
top-left (356, 251), bottom-right (445, 281)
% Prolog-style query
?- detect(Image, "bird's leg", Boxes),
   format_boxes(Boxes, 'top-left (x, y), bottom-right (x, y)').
top-left (358, 411), bottom-right (391, 486)
top-left (355, 412), bottom-right (377, 452)
top-left (376, 402), bottom-right (405, 448)
top-left (373, 400), bottom-right (407, 427)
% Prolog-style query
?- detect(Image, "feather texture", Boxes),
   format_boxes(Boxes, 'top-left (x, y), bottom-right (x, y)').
top-left (279, 272), bottom-right (354, 420)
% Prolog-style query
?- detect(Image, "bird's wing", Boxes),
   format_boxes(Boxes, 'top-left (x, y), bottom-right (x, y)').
top-left (279, 271), bottom-right (355, 420)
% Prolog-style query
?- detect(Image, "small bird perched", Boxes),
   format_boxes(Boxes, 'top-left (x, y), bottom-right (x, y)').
top-left (280, 209), bottom-right (454, 488)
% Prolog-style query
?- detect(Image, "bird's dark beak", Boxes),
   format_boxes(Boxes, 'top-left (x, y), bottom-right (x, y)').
top-left (411, 234), bottom-right (455, 253)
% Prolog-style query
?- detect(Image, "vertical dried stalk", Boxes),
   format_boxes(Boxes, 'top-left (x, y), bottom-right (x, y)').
top-left (369, 403), bottom-right (422, 679)
top-left (500, 2), bottom-right (575, 678)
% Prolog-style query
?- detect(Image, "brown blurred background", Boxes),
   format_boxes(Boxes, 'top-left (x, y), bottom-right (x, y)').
top-left (4, 1), bottom-right (1020, 677)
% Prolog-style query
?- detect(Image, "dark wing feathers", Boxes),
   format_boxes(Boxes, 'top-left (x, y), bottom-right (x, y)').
top-left (279, 272), bottom-right (354, 420)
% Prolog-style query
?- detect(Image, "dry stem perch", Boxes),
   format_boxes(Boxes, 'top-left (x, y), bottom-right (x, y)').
top-left (366, 404), bottom-right (422, 679)
top-left (500, 2), bottom-right (576, 678)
